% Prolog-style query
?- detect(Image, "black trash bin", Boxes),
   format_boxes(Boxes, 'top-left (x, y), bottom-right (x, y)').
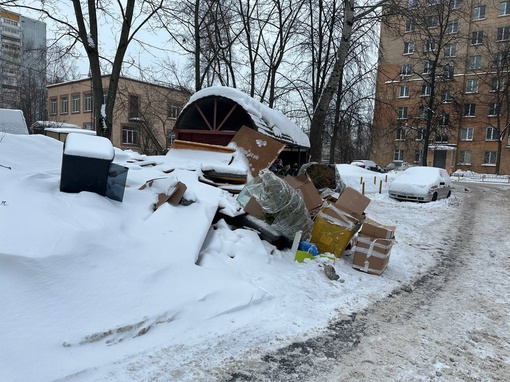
top-left (60, 133), bottom-right (115, 196)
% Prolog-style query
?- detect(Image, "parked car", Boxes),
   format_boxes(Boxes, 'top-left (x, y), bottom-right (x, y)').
top-left (350, 160), bottom-right (385, 173)
top-left (384, 160), bottom-right (410, 172)
top-left (388, 166), bottom-right (452, 202)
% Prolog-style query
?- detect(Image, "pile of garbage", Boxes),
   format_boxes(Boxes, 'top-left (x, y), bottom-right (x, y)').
top-left (59, 125), bottom-right (396, 276)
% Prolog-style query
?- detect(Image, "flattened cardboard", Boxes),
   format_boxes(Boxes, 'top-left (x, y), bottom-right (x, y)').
top-left (284, 173), bottom-right (323, 212)
top-left (333, 186), bottom-right (371, 217)
top-left (231, 126), bottom-right (285, 177)
top-left (360, 218), bottom-right (396, 239)
top-left (139, 178), bottom-right (187, 210)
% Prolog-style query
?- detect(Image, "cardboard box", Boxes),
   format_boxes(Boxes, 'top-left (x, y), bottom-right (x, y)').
top-left (284, 173), bottom-right (323, 212)
top-left (352, 234), bottom-right (394, 275)
top-left (360, 218), bottom-right (396, 239)
top-left (333, 187), bottom-right (371, 218)
top-left (310, 204), bottom-right (364, 257)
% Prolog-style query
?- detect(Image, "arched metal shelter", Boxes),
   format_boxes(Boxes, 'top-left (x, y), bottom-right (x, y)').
top-left (174, 87), bottom-right (310, 151)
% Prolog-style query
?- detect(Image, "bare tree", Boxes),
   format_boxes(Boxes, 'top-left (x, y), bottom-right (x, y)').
top-left (308, 0), bottom-right (386, 162)
top-left (3, 1), bottom-right (165, 137)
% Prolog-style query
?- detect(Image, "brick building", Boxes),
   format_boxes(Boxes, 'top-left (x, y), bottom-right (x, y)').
top-left (47, 75), bottom-right (190, 154)
top-left (372, 0), bottom-right (510, 174)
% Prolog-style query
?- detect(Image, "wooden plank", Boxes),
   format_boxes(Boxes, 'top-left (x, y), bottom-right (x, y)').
top-left (170, 139), bottom-right (236, 153)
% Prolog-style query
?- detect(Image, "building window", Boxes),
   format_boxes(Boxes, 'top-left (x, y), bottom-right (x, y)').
top-left (450, 0), bottom-right (463, 10)
top-left (491, 78), bottom-right (502, 91)
top-left (423, 60), bottom-right (432, 74)
top-left (401, 63), bottom-right (413, 76)
top-left (83, 123), bottom-right (93, 130)
top-left (444, 43), bottom-right (457, 57)
top-left (435, 134), bottom-right (448, 143)
top-left (122, 126), bottom-right (139, 145)
top-left (484, 151), bottom-right (497, 165)
top-left (459, 150), bottom-right (471, 165)
top-left (404, 41), bottom-right (415, 54)
top-left (441, 90), bottom-right (453, 103)
top-left (84, 93), bottom-right (92, 112)
top-left (50, 98), bottom-right (57, 115)
top-left (129, 95), bottom-right (140, 119)
top-left (438, 113), bottom-right (450, 126)
top-left (424, 39), bottom-right (436, 52)
top-left (473, 5), bottom-right (486, 20)
top-left (394, 149), bottom-right (404, 161)
top-left (443, 64), bottom-right (454, 80)
top-left (446, 20), bottom-right (459, 34)
top-left (416, 129), bottom-right (424, 141)
top-left (405, 19), bottom-right (415, 32)
top-left (468, 55), bottom-right (481, 69)
top-left (499, 1), bottom-right (510, 16)
top-left (486, 127), bottom-right (499, 140)
top-left (461, 127), bottom-right (474, 141)
top-left (396, 128), bottom-right (406, 140)
top-left (397, 107), bottom-right (408, 119)
top-left (60, 96), bottom-right (68, 115)
top-left (419, 106), bottom-right (427, 119)
top-left (492, 52), bottom-right (508, 67)
top-left (399, 85), bottom-right (410, 98)
top-left (426, 15), bottom-right (439, 28)
top-left (414, 149), bottom-right (423, 163)
top-left (464, 103), bottom-right (476, 117)
top-left (466, 79), bottom-right (479, 93)
top-left (488, 103), bottom-right (501, 116)
top-left (471, 30), bottom-right (484, 45)
top-left (497, 26), bottom-right (510, 41)
top-left (421, 84), bottom-right (431, 96)
top-left (72, 94), bottom-right (80, 113)
top-left (167, 103), bottom-right (181, 119)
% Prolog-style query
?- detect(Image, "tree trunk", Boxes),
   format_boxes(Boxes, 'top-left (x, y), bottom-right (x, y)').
top-left (309, 0), bottom-right (354, 162)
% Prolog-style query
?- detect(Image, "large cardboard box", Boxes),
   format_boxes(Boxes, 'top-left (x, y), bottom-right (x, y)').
top-left (352, 234), bottom-right (394, 275)
top-left (310, 203), bottom-right (363, 258)
top-left (284, 173), bottom-right (323, 212)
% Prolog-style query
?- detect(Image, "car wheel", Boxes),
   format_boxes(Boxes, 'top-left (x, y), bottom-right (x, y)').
top-left (432, 192), bottom-right (438, 201)
top-left (447, 190), bottom-right (451, 198)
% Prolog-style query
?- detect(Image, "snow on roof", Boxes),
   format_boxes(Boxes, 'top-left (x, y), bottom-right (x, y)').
top-left (0, 109), bottom-right (28, 135)
top-left (63, 133), bottom-right (114, 160)
top-left (185, 86), bottom-right (310, 148)
top-left (45, 127), bottom-right (96, 135)
top-left (33, 121), bottom-right (82, 130)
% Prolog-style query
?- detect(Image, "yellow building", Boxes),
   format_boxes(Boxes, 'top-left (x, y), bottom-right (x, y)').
top-left (47, 75), bottom-right (191, 154)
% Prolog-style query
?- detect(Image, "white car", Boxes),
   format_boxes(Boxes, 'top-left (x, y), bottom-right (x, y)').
top-left (384, 160), bottom-right (410, 172)
top-left (388, 166), bottom-right (452, 202)
top-left (351, 160), bottom-right (384, 172)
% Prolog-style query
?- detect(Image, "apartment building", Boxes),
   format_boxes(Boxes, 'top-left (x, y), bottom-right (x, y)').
top-left (372, 0), bottom-right (510, 175)
top-left (47, 75), bottom-right (190, 154)
top-left (0, 7), bottom-right (46, 120)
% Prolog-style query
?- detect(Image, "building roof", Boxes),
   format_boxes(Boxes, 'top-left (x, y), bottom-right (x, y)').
top-left (178, 86), bottom-right (310, 148)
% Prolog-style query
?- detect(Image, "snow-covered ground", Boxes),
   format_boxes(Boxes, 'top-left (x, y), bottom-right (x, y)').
top-left (0, 133), bottom-right (507, 382)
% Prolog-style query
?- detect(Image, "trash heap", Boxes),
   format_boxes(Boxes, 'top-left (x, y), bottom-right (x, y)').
top-left (58, 126), bottom-right (396, 276)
